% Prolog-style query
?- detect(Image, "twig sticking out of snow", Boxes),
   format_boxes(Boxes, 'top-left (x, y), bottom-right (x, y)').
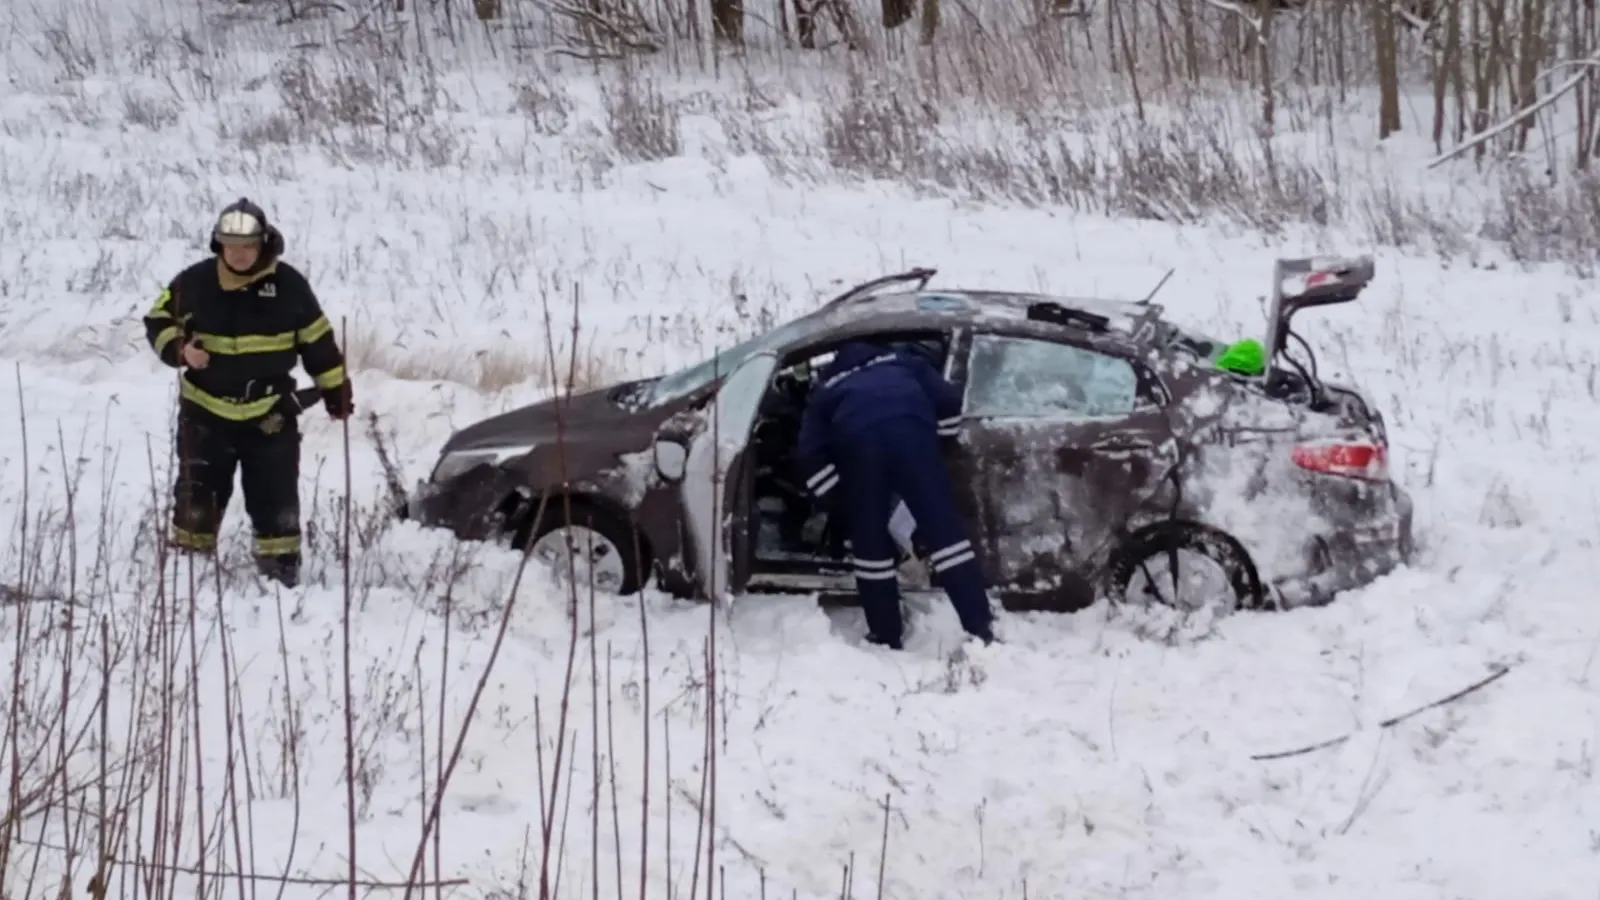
top-left (1250, 664), bottom-right (1514, 761)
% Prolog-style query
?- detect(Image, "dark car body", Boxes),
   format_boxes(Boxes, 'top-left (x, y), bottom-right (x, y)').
top-left (407, 261), bottom-right (1413, 613)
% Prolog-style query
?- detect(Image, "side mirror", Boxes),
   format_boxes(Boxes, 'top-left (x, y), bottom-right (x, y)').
top-left (653, 439), bottom-right (687, 483)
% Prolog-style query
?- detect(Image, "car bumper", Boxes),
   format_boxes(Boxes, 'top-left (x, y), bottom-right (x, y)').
top-left (403, 469), bottom-right (523, 542)
top-left (1270, 481), bottom-right (1415, 608)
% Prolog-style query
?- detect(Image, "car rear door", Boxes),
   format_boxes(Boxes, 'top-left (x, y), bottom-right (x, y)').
top-left (944, 329), bottom-right (1177, 612)
top-left (678, 350), bottom-right (778, 605)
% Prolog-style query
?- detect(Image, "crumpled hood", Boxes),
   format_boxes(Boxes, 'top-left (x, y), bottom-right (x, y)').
top-left (441, 385), bottom-right (633, 452)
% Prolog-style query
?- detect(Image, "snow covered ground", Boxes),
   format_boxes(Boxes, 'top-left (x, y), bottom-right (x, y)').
top-left (3, 3), bottom-right (1600, 899)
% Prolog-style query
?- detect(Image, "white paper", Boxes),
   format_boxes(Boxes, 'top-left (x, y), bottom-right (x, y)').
top-left (888, 498), bottom-right (917, 555)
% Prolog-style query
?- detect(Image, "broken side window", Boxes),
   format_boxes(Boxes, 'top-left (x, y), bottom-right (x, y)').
top-left (964, 334), bottom-right (1138, 420)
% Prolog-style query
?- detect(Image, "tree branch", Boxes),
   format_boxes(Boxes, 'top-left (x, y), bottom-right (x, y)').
top-left (1425, 53), bottom-right (1600, 169)
top-left (1251, 665), bottom-right (1513, 761)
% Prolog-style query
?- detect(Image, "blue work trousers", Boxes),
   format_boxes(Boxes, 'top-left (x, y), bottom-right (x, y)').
top-left (830, 417), bottom-right (994, 644)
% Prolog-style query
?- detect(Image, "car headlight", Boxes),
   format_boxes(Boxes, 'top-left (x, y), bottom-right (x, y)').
top-left (430, 445), bottom-right (535, 483)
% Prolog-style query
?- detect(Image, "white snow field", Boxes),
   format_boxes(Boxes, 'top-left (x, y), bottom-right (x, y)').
top-left (2, 1), bottom-right (1599, 898)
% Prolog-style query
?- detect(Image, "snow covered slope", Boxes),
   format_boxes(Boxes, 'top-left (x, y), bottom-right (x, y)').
top-left (2, 3), bottom-right (1598, 899)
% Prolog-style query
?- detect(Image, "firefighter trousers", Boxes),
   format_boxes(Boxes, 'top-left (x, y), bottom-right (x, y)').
top-left (831, 417), bottom-right (994, 646)
top-left (170, 404), bottom-right (302, 578)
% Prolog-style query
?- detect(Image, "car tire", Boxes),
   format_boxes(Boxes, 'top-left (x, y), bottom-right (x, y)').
top-left (1104, 522), bottom-right (1266, 613)
top-left (512, 497), bottom-right (650, 596)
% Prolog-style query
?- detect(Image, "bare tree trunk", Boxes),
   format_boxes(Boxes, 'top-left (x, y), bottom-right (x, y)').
top-left (1586, 0), bottom-right (1600, 165)
top-left (1334, 0), bottom-right (1349, 101)
top-left (1177, 0), bottom-right (1200, 80)
top-left (1373, 0), bottom-right (1403, 137)
top-left (794, 0), bottom-right (816, 48)
top-left (1111, 0), bottom-right (1144, 120)
top-left (1154, 0), bottom-right (1174, 88)
top-left (1473, 0), bottom-right (1511, 160)
top-left (919, 0), bottom-right (940, 45)
top-left (1257, 0), bottom-right (1277, 129)
top-left (1432, 0), bottom-right (1464, 148)
top-left (712, 0), bottom-right (743, 43)
top-left (882, 0), bottom-right (913, 29)
top-left (1512, 0), bottom-right (1548, 150)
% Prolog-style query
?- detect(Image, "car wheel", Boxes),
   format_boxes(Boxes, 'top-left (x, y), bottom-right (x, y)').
top-left (1105, 522), bottom-right (1266, 613)
top-left (514, 498), bottom-right (650, 595)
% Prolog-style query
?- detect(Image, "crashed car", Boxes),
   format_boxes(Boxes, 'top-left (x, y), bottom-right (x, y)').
top-left (405, 257), bottom-right (1414, 613)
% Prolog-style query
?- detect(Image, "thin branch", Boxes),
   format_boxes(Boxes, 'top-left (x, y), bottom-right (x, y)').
top-left (1251, 665), bottom-right (1514, 761)
top-left (25, 839), bottom-right (467, 891)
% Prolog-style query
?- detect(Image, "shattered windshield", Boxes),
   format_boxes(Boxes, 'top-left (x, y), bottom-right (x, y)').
top-left (645, 318), bottom-right (816, 407)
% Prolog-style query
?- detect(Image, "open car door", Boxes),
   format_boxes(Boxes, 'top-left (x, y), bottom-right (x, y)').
top-left (680, 350), bottom-right (778, 605)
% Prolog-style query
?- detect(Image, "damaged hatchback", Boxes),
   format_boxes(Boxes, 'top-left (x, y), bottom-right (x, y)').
top-left (405, 257), bottom-right (1414, 614)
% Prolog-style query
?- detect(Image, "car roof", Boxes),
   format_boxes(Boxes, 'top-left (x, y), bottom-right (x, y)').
top-left (815, 288), bottom-right (1165, 340)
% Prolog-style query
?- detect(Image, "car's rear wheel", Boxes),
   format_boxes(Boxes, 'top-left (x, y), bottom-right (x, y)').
top-left (513, 498), bottom-right (650, 595)
top-left (1105, 522), bottom-right (1266, 613)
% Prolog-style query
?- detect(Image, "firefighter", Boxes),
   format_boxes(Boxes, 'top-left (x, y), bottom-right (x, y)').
top-left (142, 198), bottom-right (353, 587)
top-left (795, 338), bottom-right (995, 649)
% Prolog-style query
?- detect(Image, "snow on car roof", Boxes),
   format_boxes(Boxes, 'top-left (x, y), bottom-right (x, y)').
top-left (851, 289), bottom-right (1156, 335)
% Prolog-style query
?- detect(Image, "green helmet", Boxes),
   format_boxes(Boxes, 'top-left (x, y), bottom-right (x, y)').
top-left (1213, 338), bottom-right (1265, 376)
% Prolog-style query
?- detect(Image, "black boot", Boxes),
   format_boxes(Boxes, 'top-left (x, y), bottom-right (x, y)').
top-left (256, 552), bottom-right (300, 588)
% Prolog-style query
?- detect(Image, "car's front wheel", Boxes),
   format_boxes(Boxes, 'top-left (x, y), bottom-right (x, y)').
top-left (1104, 522), bottom-right (1266, 613)
top-left (513, 498), bottom-right (650, 595)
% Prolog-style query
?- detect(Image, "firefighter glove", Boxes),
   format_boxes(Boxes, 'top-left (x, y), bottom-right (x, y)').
top-left (322, 380), bottom-right (354, 420)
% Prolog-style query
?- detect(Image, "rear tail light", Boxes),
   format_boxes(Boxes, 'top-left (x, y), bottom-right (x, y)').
top-left (1292, 441), bottom-right (1389, 481)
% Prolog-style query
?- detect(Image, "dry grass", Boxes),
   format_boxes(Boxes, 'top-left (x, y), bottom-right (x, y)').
top-left (340, 327), bottom-right (624, 395)
top-left (613, 3), bottom-right (1595, 274)
top-left (14, 0), bottom-right (1594, 275)
top-left (600, 67), bottom-right (683, 162)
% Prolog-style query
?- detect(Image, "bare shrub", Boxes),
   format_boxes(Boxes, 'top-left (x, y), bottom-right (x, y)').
top-left (541, 0), bottom-right (662, 60)
top-left (818, 66), bottom-right (1336, 234)
top-left (274, 57), bottom-right (384, 129)
top-left (35, 12), bottom-right (106, 81)
top-left (220, 109), bottom-right (300, 148)
top-left (1097, 117), bottom-right (1335, 233)
top-left (601, 71), bottom-right (681, 162)
top-left (1357, 179), bottom-right (1475, 261)
top-left (400, 122), bottom-right (468, 169)
top-left (821, 70), bottom-right (935, 181)
top-left (702, 79), bottom-right (811, 175)
top-left (721, 114), bottom-right (811, 177)
top-left (1481, 164), bottom-right (1600, 276)
top-left (511, 79), bottom-right (575, 136)
top-left (48, 89), bottom-right (104, 128)
top-left (119, 88), bottom-right (180, 131)
top-left (258, 49), bottom-right (467, 169)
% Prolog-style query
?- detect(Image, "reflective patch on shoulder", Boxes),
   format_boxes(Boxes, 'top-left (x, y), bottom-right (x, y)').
top-left (916, 293), bottom-right (968, 312)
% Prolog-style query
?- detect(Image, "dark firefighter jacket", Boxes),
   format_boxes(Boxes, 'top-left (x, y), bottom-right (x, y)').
top-left (795, 340), bottom-right (964, 500)
top-left (143, 257), bottom-right (349, 422)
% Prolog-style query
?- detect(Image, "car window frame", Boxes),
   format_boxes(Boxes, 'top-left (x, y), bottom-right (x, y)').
top-left (644, 317), bottom-right (825, 408)
top-left (952, 325), bottom-right (1165, 423)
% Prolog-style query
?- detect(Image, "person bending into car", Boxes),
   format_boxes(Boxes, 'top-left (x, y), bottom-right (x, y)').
top-left (142, 198), bottom-right (354, 587)
top-left (795, 339), bottom-right (995, 649)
